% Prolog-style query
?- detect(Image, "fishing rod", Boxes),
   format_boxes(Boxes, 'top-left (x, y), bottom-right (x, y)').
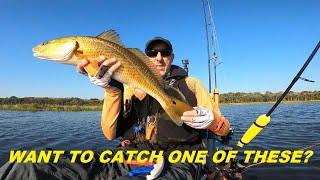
top-left (201, 3), bottom-right (239, 180)
top-left (201, 0), bottom-right (222, 115)
top-left (202, 0), bottom-right (212, 94)
top-left (245, 143), bottom-right (320, 169)
top-left (213, 42), bottom-right (320, 178)
top-left (237, 41), bottom-right (320, 149)
top-left (201, 0), bottom-right (223, 173)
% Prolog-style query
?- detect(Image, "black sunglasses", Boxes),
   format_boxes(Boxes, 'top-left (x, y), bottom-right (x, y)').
top-left (145, 49), bottom-right (172, 57)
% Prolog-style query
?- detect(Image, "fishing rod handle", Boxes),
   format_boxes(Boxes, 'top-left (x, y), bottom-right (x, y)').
top-left (237, 114), bottom-right (270, 148)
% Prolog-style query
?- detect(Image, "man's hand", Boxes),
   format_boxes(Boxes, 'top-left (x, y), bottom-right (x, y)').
top-left (181, 106), bottom-right (214, 129)
top-left (76, 56), bottom-right (122, 90)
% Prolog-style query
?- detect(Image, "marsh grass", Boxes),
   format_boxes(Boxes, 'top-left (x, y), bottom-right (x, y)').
top-left (1, 100), bottom-right (319, 111)
top-left (0, 104), bottom-right (102, 111)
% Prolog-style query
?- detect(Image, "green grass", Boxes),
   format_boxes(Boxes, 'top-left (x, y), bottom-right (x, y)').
top-left (1, 100), bottom-right (319, 111)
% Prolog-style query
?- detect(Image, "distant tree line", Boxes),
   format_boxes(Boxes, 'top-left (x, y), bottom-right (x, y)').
top-left (219, 91), bottom-right (320, 103)
top-left (0, 96), bottom-right (103, 106)
top-left (1, 91), bottom-right (320, 106)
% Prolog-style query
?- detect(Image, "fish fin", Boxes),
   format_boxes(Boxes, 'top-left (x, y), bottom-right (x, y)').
top-left (127, 48), bottom-right (146, 60)
top-left (96, 30), bottom-right (125, 47)
top-left (162, 97), bottom-right (193, 126)
top-left (74, 51), bottom-right (100, 76)
top-left (127, 48), bottom-right (165, 87)
top-left (164, 85), bottom-right (188, 103)
top-left (125, 86), bottom-right (146, 100)
top-left (84, 60), bottom-right (99, 76)
top-left (134, 88), bottom-right (147, 100)
top-left (161, 85), bottom-right (193, 126)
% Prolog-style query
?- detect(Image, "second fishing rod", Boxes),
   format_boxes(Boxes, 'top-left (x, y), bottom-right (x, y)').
top-left (237, 41), bottom-right (320, 150)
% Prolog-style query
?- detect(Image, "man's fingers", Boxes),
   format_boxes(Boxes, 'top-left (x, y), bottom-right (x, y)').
top-left (191, 116), bottom-right (208, 123)
top-left (99, 58), bottom-right (118, 75)
top-left (182, 110), bottom-right (197, 117)
top-left (77, 59), bottom-right (89, 72)
top-left (101, 58), bottom-right (117, 67)
top-left (108, 62), bottom-right (121, 75)
top-left (96, 65), bottom-right (109, 79)
top-left (182, 116), bottom-right (206, 123)
top-left (182, 109), bottom-right (203, 123)
top-left (95, 58), bottom-right (120, 78)
top-left (182, 107), bottom-right (214, 129)
top-left (96, 56), bottom-right (107, 65)
top-left (185, 116), bottom-right (212, 129)
top-left (181, 116), bottom-right (193, 123)
top-left (77, 57), bottom-right (117, 73)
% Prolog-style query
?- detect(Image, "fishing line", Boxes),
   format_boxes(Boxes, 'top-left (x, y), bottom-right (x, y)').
top-left (299, 77), bottom-right (315, 83)
top-left (237, 41), bottom-right (320, 149)
top-left (232, 42), bottom-right (320, 180)
top-left (245, 143), bottom-right (320, 169)
top-left (266, 41), bottom-right (320, 116)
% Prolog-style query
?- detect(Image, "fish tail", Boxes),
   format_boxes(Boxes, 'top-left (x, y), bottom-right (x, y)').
top-left (162, 97), bottom-right (193, 126)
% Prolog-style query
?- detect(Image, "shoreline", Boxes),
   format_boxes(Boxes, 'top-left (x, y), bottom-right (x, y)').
top-left (220, 100), bottom-right (320, 106)
top-left (1, 100), bottom-right (320, 111)
top-left (0, 104), bottom-right (102, 112)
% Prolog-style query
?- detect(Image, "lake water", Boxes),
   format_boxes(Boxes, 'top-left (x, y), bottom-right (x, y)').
top-left (0, 103), bottom-right (319, 180)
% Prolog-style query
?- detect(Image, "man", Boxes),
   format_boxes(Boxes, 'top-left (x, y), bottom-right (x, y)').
top-left (0, 37), bottom-right (230, 180)
top-left (76, 37), bottom-right (230, 179)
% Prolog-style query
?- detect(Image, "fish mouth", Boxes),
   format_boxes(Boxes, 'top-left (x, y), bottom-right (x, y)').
top-left (33, 48), bottom-right (74, 62)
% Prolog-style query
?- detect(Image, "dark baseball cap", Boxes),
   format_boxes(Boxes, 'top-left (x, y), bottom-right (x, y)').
top-left (145, 37), bottom-right (173, 53)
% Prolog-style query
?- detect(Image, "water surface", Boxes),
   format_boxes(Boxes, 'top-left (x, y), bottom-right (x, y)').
top-left (0, 103), bottom-right (319, 179)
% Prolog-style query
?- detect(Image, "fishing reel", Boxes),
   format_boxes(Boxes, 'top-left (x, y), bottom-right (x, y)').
top-left (204, 159), bottom-right (246, 180)
top-left (228, 158), bottom-right (247, 174)
top-left (204, 145), bottom-right (247, 180)
top-left (207, 158), bottom-right (246, 180)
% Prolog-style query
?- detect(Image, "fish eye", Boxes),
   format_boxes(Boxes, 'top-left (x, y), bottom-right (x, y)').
top-left (42, 42), bottom-right (48, 46)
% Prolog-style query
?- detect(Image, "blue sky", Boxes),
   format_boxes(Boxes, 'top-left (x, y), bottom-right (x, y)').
top-left (0, 0), bottom-right (319, 99)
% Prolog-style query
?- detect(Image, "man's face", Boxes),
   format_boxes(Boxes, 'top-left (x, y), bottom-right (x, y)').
top-left (146, 42), bottom-right (174, 76)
